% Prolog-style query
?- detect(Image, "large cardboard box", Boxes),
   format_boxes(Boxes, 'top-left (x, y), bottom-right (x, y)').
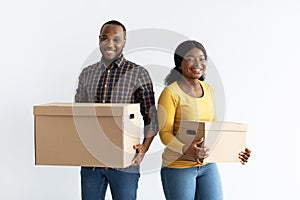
top-left (177, 120), bottom-right (247, 162)
top-left (34, 103), bottom-right (141, 168)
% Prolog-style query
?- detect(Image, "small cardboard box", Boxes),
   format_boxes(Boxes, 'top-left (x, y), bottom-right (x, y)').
top-left (177, 120), bottom-right (247, 162)
top-left (33, 103), bottom-right (141, 168)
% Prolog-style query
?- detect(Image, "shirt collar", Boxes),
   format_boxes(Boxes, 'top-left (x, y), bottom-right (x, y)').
top-left (100, 54), bottom-right (125, 69)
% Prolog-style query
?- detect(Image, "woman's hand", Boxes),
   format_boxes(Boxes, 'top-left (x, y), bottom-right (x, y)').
top-left (182, 137), bottom-right (209, 164)
top-left (239, 148), bottom-right (252, 165)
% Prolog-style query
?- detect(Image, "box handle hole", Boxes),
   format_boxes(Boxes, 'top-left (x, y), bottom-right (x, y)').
top-left (186, 130), bottom-right (196, 135)
top-left (129, 114), bottom-right (135, 119)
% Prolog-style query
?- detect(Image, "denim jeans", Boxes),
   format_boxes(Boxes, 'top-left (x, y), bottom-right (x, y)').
top-left (161, 163), bottom-right (223, 200)
top-left (81, 166), bottom-right (140, 200)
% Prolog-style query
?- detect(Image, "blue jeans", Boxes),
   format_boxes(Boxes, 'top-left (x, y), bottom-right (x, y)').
top-left (81, 166), bottom-right (140, 200)
top-left (161, 163), bottom-right (223, 200)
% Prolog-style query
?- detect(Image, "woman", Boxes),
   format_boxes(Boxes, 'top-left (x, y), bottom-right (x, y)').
top-left (157, 40), bottom-right (251, 200)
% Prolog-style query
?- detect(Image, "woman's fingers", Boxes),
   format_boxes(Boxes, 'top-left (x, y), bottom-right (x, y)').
top-left (239, 148), bottom-right (252, 165)
top-left (194, 137), bottom-right (204, 146)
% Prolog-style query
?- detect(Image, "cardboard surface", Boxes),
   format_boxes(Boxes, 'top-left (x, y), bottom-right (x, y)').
top-left (177, 120), bottom-right (247, 162)
top-left (34, 103), bottom-right (141, 168)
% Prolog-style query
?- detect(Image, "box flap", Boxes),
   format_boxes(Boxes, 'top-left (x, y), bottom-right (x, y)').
top-left (33, 103), bottom-right (139, 117)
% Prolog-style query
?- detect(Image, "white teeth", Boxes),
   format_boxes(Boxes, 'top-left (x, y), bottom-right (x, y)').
top-left (192, 68), bottom-right (203, 72)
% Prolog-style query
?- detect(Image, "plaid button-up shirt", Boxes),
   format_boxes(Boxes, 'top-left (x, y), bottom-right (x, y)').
top-left (75, 55), bottom-right (158, 133)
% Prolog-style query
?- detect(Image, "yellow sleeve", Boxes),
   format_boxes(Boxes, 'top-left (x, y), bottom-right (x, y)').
top-left (158, 87), bottom-right (185, 154)
top-left (208, 84), bottom-right (218, 121)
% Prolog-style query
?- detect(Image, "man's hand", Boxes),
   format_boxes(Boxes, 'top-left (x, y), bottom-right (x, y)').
top-left (131, 144), bottom-right (147, 166)
top-left (131, 133), bottom-right (155, 166)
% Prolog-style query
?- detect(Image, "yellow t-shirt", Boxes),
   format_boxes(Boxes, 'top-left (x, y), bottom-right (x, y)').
top-left (158, 80), bottom-right (217, 168)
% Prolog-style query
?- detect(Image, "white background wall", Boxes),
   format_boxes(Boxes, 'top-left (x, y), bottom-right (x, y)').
top-left (1, 0), bottom-right (300, 199)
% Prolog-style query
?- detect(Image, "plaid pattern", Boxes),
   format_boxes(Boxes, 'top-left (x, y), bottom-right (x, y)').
top-left (75, 55), bottom-right (158, 133)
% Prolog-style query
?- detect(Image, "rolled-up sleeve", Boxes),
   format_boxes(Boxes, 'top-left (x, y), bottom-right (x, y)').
top-left (136, 67), bottom-right (158, 136)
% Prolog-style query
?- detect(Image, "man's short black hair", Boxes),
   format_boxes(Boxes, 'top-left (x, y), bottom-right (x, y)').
top-left (100, 20), bottom-right (126, 36)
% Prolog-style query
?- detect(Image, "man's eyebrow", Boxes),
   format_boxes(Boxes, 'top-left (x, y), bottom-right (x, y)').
top-left (100, 34), bottom-right (123, 37)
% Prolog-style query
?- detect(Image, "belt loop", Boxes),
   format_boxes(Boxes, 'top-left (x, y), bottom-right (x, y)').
top-left (92, 167), bottom-right (96, 171)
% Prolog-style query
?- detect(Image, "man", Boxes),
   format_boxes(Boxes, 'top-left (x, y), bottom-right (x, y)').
top-left (75, 20), bottom-right (158, 200)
